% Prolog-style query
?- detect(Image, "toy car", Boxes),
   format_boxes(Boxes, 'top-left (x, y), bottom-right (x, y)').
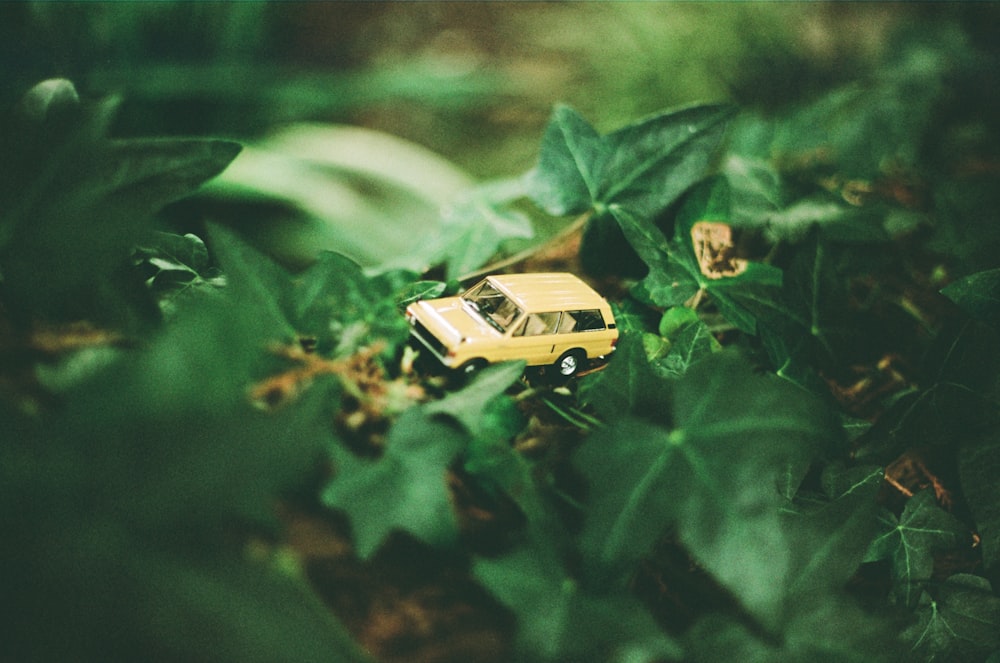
top-left (405, 272), bottom-right (618, 377)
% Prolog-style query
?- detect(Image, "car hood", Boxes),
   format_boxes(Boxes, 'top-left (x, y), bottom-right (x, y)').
top-left (411, 297), bottom-right (501, 347)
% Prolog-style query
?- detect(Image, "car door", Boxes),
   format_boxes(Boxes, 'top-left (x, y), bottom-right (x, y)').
top-left (502, 311), bottom-right (562, 365)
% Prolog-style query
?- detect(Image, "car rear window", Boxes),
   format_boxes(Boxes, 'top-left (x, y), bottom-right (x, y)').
top-left (566, 309), bottom-right (605, 332)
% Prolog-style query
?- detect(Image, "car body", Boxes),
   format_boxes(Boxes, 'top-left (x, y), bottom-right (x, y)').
top-left (405, 272), bottom-right (618, 377)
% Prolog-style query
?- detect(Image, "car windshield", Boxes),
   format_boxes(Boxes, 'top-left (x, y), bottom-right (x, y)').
top-left (462, 281), bottom-right (522, 333)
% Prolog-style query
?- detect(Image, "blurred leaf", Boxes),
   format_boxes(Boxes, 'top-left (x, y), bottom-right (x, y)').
top-left (425, 361), bottom-right (525, 436)
top-left (782, 464), bottom-right (883, 596)
top-left (575, 352), bottom-right (833, 626)
top-left (958, 433), bottom-right (1000, 576)
top-left (942, 268), bottom-right (1000, 328)
top-left (0, 79), bottom-right (240, 326)
top-left (865, 490), bottom-right (968, 607)
top-left (436, 179), bottom-right (535, 280)
top-left (202, 123), bottom-right (473, 271)
top-left (474, 544), bottom-right (682, 663)
top-left (322, 408), bottom-right (466, 558)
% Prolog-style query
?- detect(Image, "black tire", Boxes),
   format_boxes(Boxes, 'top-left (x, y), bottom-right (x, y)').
top-left (554, 350), bottom-right (586, 378)
top-left (457, 358), bottom-right (488, 377)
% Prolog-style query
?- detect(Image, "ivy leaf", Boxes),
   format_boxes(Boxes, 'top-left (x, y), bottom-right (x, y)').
top-left (612, 179), bottom-right (784, 334)
top-left (425, 361), bottom-right (526, 436)
top-left (861, 320), bottom-right (1000, 460)
top-left (133, 232), bottom-right (225, 314)
top-left (598, 104), bottom-right (737, 219)
top-left (527, 103), bottom-right (734, 219)
top-left (575, 351), bottom-right (834, 625)
top-left (654, 306), bottom-right (720, 378)
top-left (904, 575), bottom-right (1000, 663)
top-left (474, 545), bottom-right (682, 662)
top-left (941, 268), bottom-right (1000, 328)
top-left (0, 79), bottom-right (240, 327)
top-left (958, 433), bottom-right (1000, 577)
top-left (207, 224), bottom-right (412, 357)
top-left (526, 103), bottom-right (734, 278)
top-left (436, 179), bottom-right (535, 280)
top-left (576, 332), bottom-right (673, 426)
top-left (783, 464), bottom-right (883, 597)
top-left (526, 104), bottom-right (605, 216)
top-left (686, 594), bottom-right (899, 663)
top-left (322, 408), bottom-right (466, 558)
top-left (865, 490), bottom-right (968, 607)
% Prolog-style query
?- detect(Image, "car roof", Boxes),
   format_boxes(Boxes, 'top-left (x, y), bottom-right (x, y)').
top-left (482, 273), bottom-right (608, 312)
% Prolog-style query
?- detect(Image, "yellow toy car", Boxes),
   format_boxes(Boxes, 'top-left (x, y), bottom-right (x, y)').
top-left (405, 272), bottom-right (618, 377)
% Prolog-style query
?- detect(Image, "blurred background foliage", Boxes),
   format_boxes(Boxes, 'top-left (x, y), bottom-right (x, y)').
top-left (3, 2), bottom-right (998, 275)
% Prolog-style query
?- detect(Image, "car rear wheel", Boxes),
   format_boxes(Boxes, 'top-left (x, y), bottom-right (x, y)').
top-left (458, 358), bottom-right (488, 376)
top-left (555, 350), bottom-right (585, 377)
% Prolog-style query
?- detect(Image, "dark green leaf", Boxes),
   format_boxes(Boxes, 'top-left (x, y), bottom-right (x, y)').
top-left (598, 103), bottom-right (735, 218)
top-left (611, 180), bottom-right (784, 334)
top-left (322, 408), bottom-right (466, 558)
top-left (425, 361), bottom-right (525, 436)
top-left (576, 351), bottom-right (834, 625)
top-left (576, 332), bottom-right (673, 425)
top-left (959, 434), bottom-right (1000, 576)
top-left (865, 490), bottom-right (968, 607)
top-left (783, 464), bottom-right (883, 597)
top-left (474, 544), bottom-right (681, 662)
top-left (526, 104), bottom-right (604, 216)
top-left (905, 575), bottom-right (1000, 662)
top-left (942, 268), bottom-right (1000, 327)
top-left (0, 80), bottom-right (240, 326)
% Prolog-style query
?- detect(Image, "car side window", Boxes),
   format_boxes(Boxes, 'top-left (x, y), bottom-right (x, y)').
top-left (516, 311), bottom-right (561, 336)
top-left (568, 309), bottom-right (606, 332)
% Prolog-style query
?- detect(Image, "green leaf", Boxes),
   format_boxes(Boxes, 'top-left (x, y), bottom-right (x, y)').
top-left (942, 268), bottom-right (1000, 328)
top-left (959, 434), bottom-right (1000, 576)
top-left (598, 103), bottom-right (736, 219)
top-left (783, 464), bottom-right (883, 597)
top-left (525, 103), bottom-right (733, 278)
top-left (0, 80), bottom-right (240, 326)
top-left (686, 594), bottom-right (899, 663)
top-left (527, 103), bottom-right (734, 218)
top-left (526, 104), bottom-right (604, 216)
top-left (576, 332), bottom-right (673, 425)
top-left (655, 306), bottom-right (720, 378)
top-left (202, 123), bottom-right (473, 270)
top-left (865, 490), bottom-right (968, 607)
top-left (134, 231), bottom-right (225, 314)
top-left (207, 224), bottom-right (413, 357)
top-left (474, 544), bottom-right (682, 662)
top-left (436, 180), bottom-right (535, 280)
top-left (575, 351), bottom-right (834, 625)
top-left (425, 361), bottom-right (526, 436)
top-left (905, 575), bottom-right (1000, 663)
top-left (611, 180), bottom-right (784, 335)
top-left (322, 408), bottom-right (466, 558)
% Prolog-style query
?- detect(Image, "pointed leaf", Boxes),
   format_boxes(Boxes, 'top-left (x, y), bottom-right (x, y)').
top-left (865, 490), bottom-right (968, 607)
top-left (942, 268), bottom-right (1000, 328)
top-left (474, 544), bottom-right (681, 662)
top-left (525, 104), bottom-right (605, 216)
top-left (322, 408), bottom-right (466, 558)
top-left (905, 575), bottom-right (1000, 662)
